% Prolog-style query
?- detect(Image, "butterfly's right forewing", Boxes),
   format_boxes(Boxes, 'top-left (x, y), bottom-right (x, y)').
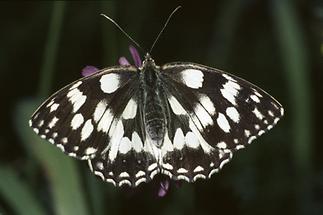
top-left (30, 66), bottom-right (139, 160)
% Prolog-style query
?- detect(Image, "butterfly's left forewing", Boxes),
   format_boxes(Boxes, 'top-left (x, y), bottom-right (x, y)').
top-left (159, 62), bottom-right (284, 181)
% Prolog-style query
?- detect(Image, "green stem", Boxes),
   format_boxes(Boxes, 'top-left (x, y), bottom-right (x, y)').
top-left (38, 1), bottom-right (65, 98)
top-left (273, 0), bottom-right (313, 213)
top-left (34, 2), bottom-right (90, 215)
top-left (0, 167), bottom-right (46, 215)
top-left (101, 1), bottom-right (118, 65)
top-left (207, 0), bottom-right (243, 66)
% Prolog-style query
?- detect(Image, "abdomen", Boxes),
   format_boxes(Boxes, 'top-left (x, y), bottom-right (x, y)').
top-left (141, 69), bottom-right (167, 147)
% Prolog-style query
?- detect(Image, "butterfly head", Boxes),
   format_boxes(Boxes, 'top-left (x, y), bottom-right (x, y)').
top-left (141, 53), bottom-right (157, 69)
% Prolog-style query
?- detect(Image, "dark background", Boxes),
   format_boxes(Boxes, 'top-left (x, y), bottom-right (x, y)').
top-left (0, 1), bottom-right (322, 215)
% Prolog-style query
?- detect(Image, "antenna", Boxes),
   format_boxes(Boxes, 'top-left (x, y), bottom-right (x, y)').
top-left (149, 6), bottom-right (182, 53)
top-left (101, 5), bottom-right (182, 54)
top-left (100, 13), bottom-right (145, 53)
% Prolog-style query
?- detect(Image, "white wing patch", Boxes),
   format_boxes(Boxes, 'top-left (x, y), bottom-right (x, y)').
top-left (220, 80), bottom-right (241, 106)
top-left (48, 117), bottom-right (58, 129)
top-left (97, 108), bottom-right (113, 133)
top-left (50, 103), bottom-right (59, 112)
top-left (69, 81), bottom-right (82, 90)
top-left (131, 132), bottom-right (144, 152)
top-left (122, 98), bottom-right (137, 119)
top-left (225, 107), bottom-right (240, 123)
top-left (67, 88), bottom-right (87, 113)
top-left (184, 132), bottom-right (199, 148)
top-left (250, 94), bottom-right (260, 103)
top-left (180, 69), bottom-right (204, 89)
top-left (193, 103), bottom-right (214, 127)
top-left (217, 113), bottom-right (231, 133)
top-left (173, 128), bottom-right (185, 150)
top-left (198, 94), bottom-right (216, 115)
top-left (217, 141), bottom-right (227, 149)
top-left (108, 120), bottom-right (124, 162)
top-left (71, 113), bottom-right (84, 130)
top-left (81, 119), bottom-right (94, 141)
top-left (100, 73), bottom-right (120, 94)
top-left (253, 107), bottom-right (264, 120)
top-left (188, 119), bottom-right (213, 154)
top-left (118, 137), bottom-right (132, 154)
top-left (168, 95), bottom-right (186, 115)
top-left (85, 147), bottom-right (97, 155)
top-left (93, 100), bottom-right (108, 122)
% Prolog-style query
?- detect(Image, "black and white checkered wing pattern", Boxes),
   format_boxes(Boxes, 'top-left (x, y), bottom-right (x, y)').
top-left (159, 62), bottom-right (284, 181)
top-left (30, 66), bottom-right (139, 160)
top-left (29, 58), bottom-right (284, 187)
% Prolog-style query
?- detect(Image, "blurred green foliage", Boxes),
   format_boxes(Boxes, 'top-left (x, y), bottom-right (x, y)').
top-left (0, 1), bottom-right (322, 215)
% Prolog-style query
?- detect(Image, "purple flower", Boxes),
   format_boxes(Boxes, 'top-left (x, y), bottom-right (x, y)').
top-left (158, 179), bottom-right (170, 197)
top-left (81, 65), bottom-right (99, 77)
top-left (128, 45), bottom-right (142, 67)
top-left (81, 45), bottom-right (142, 77)
top-left (118, 57), bottom-right (130, 66)
top-left (118, 45), bottom-right (142, 67)
top-left (81, 46), bottom-right (173, 197)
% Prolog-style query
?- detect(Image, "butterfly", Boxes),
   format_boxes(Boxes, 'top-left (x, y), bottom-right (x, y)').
top-left (29, 8), bottom-right (284, 187)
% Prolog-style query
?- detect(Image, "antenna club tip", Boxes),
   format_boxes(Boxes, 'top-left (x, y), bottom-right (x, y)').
top-left (175, 5), bottom-right (182, 11)
top-left (100, 13), bottom-right (110, 19)
top-left (149, 6), bottom-right (182, 53)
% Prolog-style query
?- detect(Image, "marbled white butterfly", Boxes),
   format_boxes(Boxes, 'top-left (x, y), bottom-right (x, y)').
top-left (29, 7), bottom-right (284, 187)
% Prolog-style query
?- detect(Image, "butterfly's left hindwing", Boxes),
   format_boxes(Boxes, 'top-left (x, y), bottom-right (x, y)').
top-left (158, 62), bottom-right (284, 181)
top-left (30, 66), bottom-right (139, 160)
top-left (88, 100), bottom-right (159, 187)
